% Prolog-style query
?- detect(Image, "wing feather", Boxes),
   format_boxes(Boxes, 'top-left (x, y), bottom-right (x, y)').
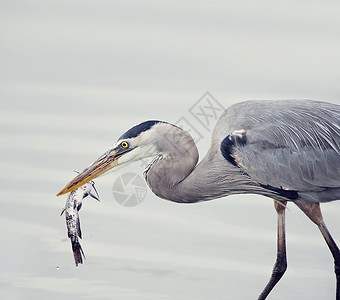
top-left (218, 100), bottom-right (340, 197)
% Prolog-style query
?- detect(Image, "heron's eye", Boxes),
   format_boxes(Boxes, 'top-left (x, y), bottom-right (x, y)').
top-left (121, 141), bottom-right (129, 148)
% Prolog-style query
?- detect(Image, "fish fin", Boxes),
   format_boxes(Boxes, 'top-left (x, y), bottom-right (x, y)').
top-left (89, 192), bottom-right (100, 201)
top-left (92, 183), bottom-right (100, 201)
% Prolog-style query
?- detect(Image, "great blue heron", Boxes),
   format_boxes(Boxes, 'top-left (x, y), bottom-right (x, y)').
top-left (57, 99), bottom-right (340, 299)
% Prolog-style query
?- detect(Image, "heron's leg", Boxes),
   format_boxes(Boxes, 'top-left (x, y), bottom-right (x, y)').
top-left (258, 200), bottom-right (287, 300)
top-left (294, 200), bottom-right (340, 300)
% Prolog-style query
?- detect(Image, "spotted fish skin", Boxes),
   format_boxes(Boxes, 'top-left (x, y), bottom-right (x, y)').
top-left (61, 182), bottom-right (99, 266)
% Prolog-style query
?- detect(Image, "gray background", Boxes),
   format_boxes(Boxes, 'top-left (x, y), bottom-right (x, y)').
top-left (1, 1), bottom-right (340, 299)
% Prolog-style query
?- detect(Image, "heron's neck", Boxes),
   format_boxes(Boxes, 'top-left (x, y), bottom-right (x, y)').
top-left (145, 146), bottom-right (260, 203)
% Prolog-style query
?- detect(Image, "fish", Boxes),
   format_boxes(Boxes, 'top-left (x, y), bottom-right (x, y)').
top-left (60, 181), bottom-right (99, 266)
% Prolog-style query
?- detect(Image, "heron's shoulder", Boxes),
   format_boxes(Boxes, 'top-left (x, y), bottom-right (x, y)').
top-left (213, 99), bottom-right (340, 151)
top-left (222, 99), bottom-right (338, 116)
top-left (216, 99), bottom-right (340, 131)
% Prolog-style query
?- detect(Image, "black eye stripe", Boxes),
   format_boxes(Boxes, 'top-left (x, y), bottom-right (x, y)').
top-left (118, 120), bottom-right (166, 140)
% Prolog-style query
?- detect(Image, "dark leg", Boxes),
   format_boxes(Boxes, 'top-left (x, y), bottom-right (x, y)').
top-left (294, 200), bottom-right (340, 300)
top-left (258, 200), bottom-right (287, 300)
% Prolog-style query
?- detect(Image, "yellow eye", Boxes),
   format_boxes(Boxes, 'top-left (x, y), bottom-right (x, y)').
top-left (121, 141), bottom-right (129, 148)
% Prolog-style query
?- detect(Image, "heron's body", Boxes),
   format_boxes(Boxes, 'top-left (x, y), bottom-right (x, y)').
top-left (144, 100), bottom-right (340, 204)
top-left (58, 99), bottom-right (340, 299)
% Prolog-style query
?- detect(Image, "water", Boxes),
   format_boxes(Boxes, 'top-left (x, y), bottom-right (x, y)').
top-left (1, 1), bottom-right (340, 299)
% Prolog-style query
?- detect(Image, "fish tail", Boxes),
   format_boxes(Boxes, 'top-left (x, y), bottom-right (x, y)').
top-left (70, 236), bottom-right (86, 267)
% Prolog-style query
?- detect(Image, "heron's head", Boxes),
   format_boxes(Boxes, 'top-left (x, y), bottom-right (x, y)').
top-left (57, 120), bottom-right (193, 196)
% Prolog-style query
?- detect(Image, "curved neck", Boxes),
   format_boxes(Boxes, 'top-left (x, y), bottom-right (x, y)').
top-left (147, 154), bottom-right (257, 203)
top-left (144, 130), bottom-right (264, 203)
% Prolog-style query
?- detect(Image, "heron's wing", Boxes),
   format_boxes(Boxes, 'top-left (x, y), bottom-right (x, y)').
top-left (221, 100), bottom-right (340, 193)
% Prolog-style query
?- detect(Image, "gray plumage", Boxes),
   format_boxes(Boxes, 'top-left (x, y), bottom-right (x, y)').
top-left (144, 100), bottom-right (340, 204)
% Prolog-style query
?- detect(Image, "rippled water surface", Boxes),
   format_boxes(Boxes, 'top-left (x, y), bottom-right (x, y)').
top-left (1, 1), bottom-right (340, 299)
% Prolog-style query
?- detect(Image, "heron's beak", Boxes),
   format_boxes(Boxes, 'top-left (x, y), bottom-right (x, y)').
top-left (57, 147), bottom-right (130, 196)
